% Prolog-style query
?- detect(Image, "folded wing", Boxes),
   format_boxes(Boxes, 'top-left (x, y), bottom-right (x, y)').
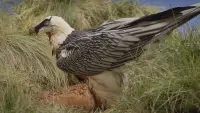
top-left (57, 5), bottom-right (200, 76)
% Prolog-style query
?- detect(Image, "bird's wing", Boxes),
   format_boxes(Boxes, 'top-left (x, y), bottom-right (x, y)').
top-left (100, 17), bottom-right (139, 26)
top-left (56, 5), bottom-right (200, 76)
top-left (56, 31), bottom-right (142, 76)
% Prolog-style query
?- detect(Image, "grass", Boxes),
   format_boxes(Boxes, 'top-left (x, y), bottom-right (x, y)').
top-left (15, 0), bottom-right (158, 30)
top-left (108, 31), bottom-right (200, 113)
top-left (0, 0), bottom-right (200, 113)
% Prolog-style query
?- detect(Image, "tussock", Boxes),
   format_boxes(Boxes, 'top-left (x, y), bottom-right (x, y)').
top-left (1, 0), bottom-right (200, 113)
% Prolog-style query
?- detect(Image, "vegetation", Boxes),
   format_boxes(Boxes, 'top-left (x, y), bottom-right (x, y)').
top-left (0, 0), bottom-right (200, 113)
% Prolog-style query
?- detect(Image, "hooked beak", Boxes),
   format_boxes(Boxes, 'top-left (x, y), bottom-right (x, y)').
top-left (29, 17), bottom-right (52, 35)
top-left (29, 27), bottom-right (38, 35)
top-left (29, 23), bottom-right (42, 35)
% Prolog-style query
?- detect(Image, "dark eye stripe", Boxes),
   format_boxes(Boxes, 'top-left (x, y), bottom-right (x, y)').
top-left (46, 16), bottom-right (52, 21)
top-left (34, 17), bottom-right (52, 32)
top-left (39, 16), bottom-right (52, 25)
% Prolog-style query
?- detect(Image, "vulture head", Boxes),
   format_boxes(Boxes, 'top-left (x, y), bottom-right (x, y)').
top-left (29, 16), bottom-right (74, 55)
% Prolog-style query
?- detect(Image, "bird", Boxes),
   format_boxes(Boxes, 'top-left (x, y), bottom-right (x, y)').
top-left (29, 4), bottom-right (200, 109)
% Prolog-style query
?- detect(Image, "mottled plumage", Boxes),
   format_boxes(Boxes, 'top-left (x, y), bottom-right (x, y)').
top-left (29, 4), bottom-right (200, 108)
top-left (55, 5), bottom-right (200, 77)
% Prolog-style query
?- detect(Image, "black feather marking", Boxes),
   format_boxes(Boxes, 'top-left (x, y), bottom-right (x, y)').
top-left (55, 5), bottom-right (200, 76)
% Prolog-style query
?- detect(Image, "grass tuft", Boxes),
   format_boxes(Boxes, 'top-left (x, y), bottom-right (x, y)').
top-left (108, 31), bottom-right (200, 113)
top-left (1, 0), bottom-right (200, 113)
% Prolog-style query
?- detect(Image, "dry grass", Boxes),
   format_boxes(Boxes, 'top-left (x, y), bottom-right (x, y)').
top-left (1, 0), bottom-right (200, 113)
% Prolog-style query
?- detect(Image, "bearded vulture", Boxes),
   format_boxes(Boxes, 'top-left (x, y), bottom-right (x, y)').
top-left (29, 4), bottom-right (200, 108)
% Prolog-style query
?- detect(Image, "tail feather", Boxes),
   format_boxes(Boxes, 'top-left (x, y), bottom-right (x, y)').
top-left (121, 6), bottom-right (199, 28)
top-left (117, 4), bottom-right (200, 44)
top-left (153, 4), bottom-right (200, 42)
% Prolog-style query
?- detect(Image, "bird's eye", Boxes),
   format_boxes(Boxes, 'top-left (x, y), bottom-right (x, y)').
top-left (44, 21), bottom-right (50, 26)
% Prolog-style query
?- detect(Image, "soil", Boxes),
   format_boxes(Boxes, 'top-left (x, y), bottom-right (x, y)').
top-left (38, 83), bottom-right (95, 109)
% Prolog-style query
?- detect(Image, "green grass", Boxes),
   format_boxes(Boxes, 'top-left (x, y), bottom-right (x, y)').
top-left (1, 0), bottom-right (200, 113)
top-left (107, 32), bottom-right (200, 113)
top-left (15, 0), bottom-right (158, 30)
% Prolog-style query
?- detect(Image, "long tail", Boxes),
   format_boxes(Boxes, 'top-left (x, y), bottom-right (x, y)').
top-left (118, 3), bottom-right (200, 42)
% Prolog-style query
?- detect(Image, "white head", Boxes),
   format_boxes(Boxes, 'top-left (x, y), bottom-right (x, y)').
top-left (29, 16), bottom-right (74, 55)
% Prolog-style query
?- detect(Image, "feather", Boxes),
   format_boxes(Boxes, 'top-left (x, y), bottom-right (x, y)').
top-left (56, 5), bottom-right (200, 76)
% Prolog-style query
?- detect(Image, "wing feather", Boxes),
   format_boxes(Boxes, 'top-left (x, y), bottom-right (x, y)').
top-left (56, 5), bottom-right (200, 76)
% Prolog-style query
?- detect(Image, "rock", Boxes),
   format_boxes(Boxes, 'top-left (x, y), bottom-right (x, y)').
top-left (38, 84), bottom-right (95, 110)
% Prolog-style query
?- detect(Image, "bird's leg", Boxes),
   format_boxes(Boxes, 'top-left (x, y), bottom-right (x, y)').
top-left (75, 74), bottom-right (89, 84)
top-left (75, 75), bottom-right (107, 110)
top-left (89, 85), bottom-right (107, 111)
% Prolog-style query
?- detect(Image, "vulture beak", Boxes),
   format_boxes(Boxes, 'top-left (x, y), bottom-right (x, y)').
top-left (29, 16), bottom-right (52, 35)
top-left (29, 23), bottom-right (43, 35)
top-left (29, 27), bottom-right (38, 35)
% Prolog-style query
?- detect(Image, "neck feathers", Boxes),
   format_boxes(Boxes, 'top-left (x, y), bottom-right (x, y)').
top-left (50, 21), bottom-right (74, 55)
